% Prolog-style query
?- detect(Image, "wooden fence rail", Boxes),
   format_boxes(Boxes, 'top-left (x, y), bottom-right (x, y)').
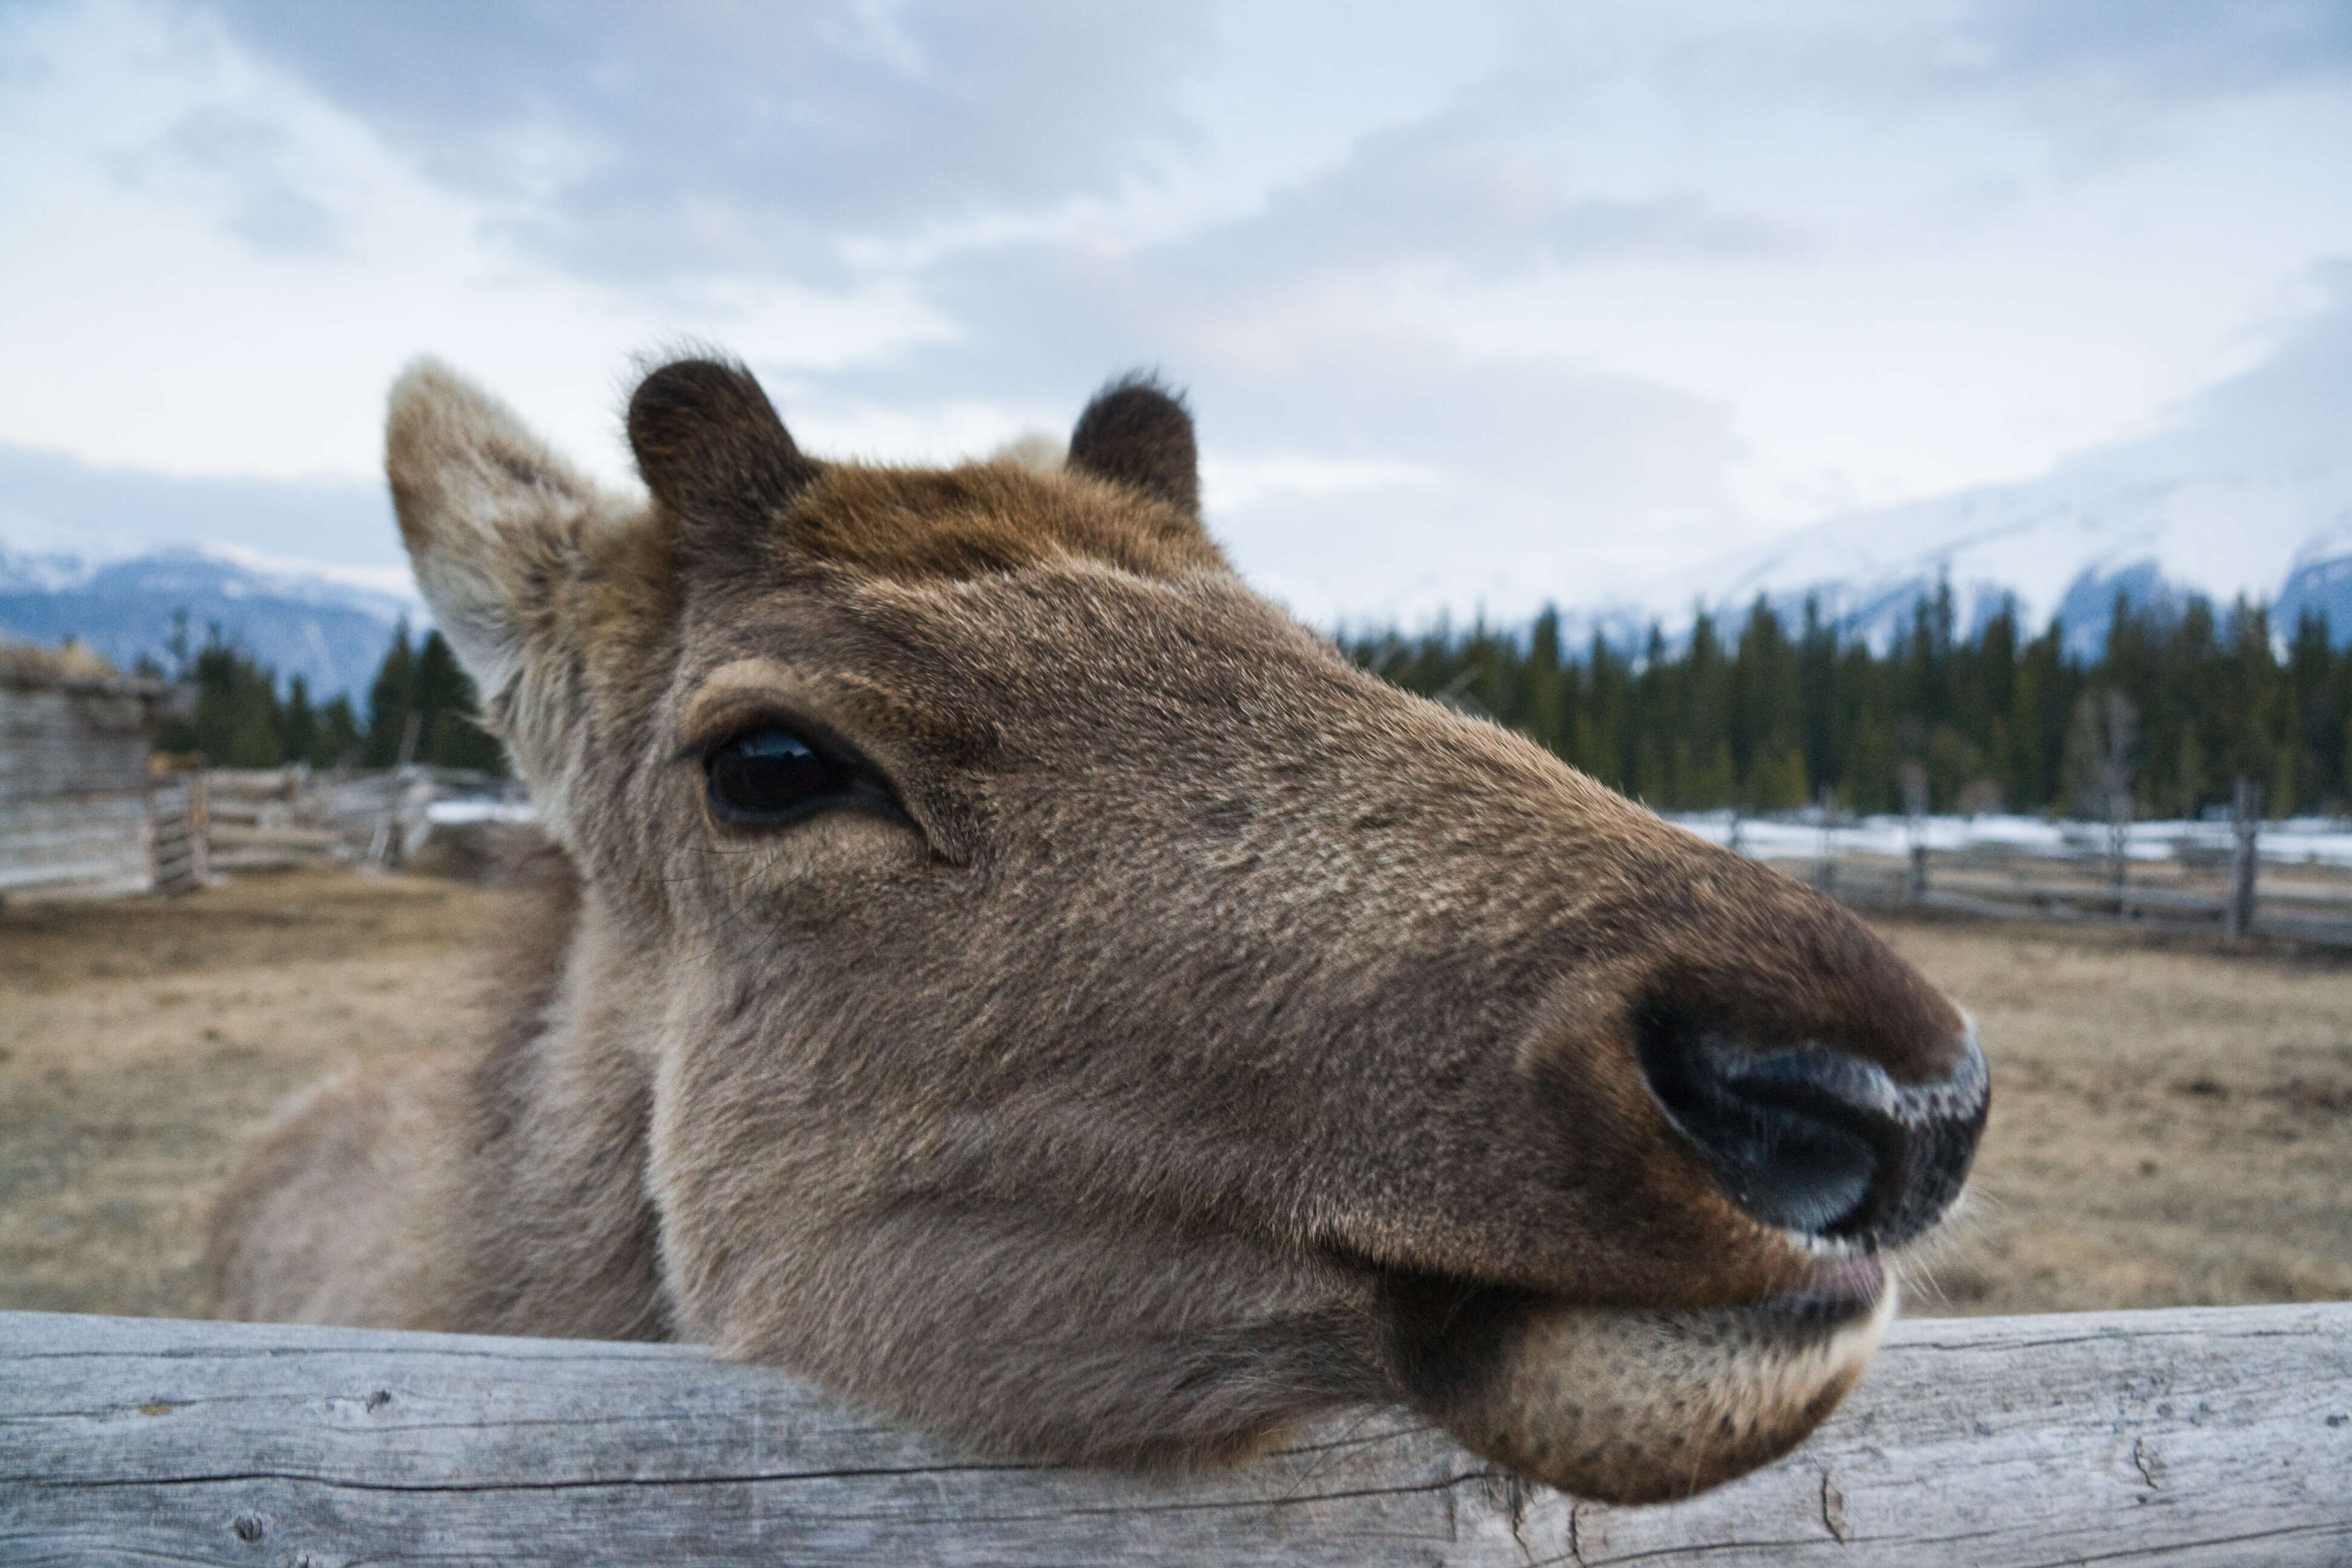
top-left (1779, 854), bottom-right (2352, 947)
top-left (4, 1304), bottom-right (2347, 1566)
top-left (0, 765), bottom-right (512, 900)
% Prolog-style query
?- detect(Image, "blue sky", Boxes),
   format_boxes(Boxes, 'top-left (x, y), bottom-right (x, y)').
top-left (3, 0), bottom-right (2349, 620)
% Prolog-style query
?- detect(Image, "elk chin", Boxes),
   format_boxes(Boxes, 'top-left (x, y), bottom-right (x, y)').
top-left (1387, 1272), bottom-right (1895, 1504)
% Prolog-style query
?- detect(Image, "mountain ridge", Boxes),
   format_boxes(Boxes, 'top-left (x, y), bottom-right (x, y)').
top-left (1607, 457), bottom-right (2352, 655)
top-left (0, 543), bottom-right (413, 699)
top-left (1587, 268), bottom-right (2352, 652)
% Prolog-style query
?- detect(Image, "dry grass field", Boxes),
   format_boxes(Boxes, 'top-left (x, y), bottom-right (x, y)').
top-left (3, 870), bottom-right (2349, 1322)
top-left (1877, 917), bottom-right (2352, 1312)
top-left (0, 872), bottom-right (529, 1319)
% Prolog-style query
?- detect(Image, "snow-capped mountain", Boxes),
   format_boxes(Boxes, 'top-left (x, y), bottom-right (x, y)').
top-left (1607, 271), bottom-right (2352, 651)
top-left (1628, 457), bottom-right (2352, 654)
top-left (0, 544), bottom-right (416, 698)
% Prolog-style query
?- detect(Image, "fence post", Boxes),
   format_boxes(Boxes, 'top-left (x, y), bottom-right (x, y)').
top-left (2097, 690), bottom-right (2138, 918)
top-left (2225, 777), bottom-right (2264, 940)
top-left (1900, 762), bottom-right (1930, 904)
top-left (147, 770), bottom-right (208, 895)
top-left (2107, 794), bottom-right (2133, 918)
top-left (369, 711), bottom-right (425, 867)
top-left (1815, 785), bottom-right (1840, 895)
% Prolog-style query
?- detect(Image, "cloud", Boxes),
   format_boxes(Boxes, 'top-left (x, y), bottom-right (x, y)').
top-left (791, 224), bottom-right (1750, 619)
top-left (203, 0), bottom-right (1217, 287)
top-left (1162, 113), bottom-right (1797, 287)
top-left (1183, 330), bottom-right (1748, 622)
top-left (201, 0), bottom-right (1787, 294)
top-left (106, 105), bottom-right (342, 254)
top-left (2071, 256), bottom-right (2352, 480)
top-left (1629, 0), bottom-right (2352, 144)
top-left (1961, 0), bottom-right (2352, 103)
top-left (0, 441), bottom-right (396, 570)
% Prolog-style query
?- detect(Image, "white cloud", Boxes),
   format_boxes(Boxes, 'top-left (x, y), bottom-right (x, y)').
top-left (0, 0), bottom-right (953, 497)
top-left (1201, 452), bottom-right (1447, 513)
top-left (1, 0), bottom-right (2348, 625)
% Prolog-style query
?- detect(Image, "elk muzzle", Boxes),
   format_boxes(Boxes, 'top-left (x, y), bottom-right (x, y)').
top-left (1638, 1022), bottom-right (1990, 1247)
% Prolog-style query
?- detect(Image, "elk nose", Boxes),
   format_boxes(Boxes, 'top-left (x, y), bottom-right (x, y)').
top-left (1638, 1023), bottom-right (1988, 1247)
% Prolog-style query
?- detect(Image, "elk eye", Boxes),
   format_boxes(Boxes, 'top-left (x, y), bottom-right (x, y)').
top-left (704, 727), bottom-right (854, 825)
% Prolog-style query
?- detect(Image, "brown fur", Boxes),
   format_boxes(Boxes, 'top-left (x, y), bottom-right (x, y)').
top-left (1067, 373), bottom-right (1202, 518)
top-left (204, 356), bottom-right (1982, 1504)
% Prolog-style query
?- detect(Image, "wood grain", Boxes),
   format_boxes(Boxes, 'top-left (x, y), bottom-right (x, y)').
top-left (3, 1303), bottom-right (2347, 1566)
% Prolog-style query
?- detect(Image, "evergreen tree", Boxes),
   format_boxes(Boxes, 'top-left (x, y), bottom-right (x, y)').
top-left (1795, 599), bottom-right (1840, 797)
top-left (1341, 581), bottom-right (2345, 820)
top-left (280, 675), bottom-right (316, 769)
top-left (413, 630), bottom-right (505, 771)
top-left (141, 615), bottom-right (471, 774)
top-left (357, 622), bottom-right (506, 774)
top-left (1523, 607), bottom-right (1564, 754)
top-left (152, 625), bottom-right (285, 767)
top-left (364, 621), bottom-right (417, 766)
top-left (2286, 611), bottom-right (2339, 808)
top-left (313, 694), bottom-right (363, 769)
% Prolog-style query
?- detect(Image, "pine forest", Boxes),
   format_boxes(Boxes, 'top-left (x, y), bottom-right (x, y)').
top-left (1345, 586), bottom-right (2347, 820)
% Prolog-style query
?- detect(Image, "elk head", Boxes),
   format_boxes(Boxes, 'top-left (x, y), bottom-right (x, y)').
top-left (386, 354), bottom-right (1986, 1503)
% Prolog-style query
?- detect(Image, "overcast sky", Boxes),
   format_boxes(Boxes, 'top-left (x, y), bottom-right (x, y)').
top-left (4, 0), bottom-right (2350, 620)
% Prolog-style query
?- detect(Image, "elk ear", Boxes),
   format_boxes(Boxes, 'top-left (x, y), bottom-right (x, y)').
top-left (1067, 374), bottom-right (1200, 519)
top-left (627, 358), bottom-right (820, 555)
top-left (387, 358), bottom-right (639, 708)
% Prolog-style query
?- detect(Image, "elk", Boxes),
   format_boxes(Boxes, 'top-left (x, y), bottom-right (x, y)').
top-left (204, 355), bottom-right (1987, 1505)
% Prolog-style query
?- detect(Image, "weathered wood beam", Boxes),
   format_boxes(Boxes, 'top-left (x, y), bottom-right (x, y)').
top-left (4, 1303), bottom-right (2347, 1566)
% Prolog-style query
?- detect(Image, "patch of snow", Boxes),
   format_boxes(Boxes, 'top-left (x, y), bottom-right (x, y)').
top-left (426, 799), bottom-right (535, 826)
top-left (1668, 811), bottom-right (2352, 869)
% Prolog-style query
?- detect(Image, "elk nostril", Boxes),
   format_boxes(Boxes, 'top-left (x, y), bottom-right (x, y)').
top-left (1637, 1019), bottom-right (1988, 1245)
top-left (1639, 1037), bottom-right (1884, 1236)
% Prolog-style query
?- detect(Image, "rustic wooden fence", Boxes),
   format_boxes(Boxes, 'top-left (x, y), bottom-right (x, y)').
top-left (0, 764), bottom-right (511, 900)
top-left (0, 788), bottom-right (157, 900)
top-left (1792, 860), bottom-right (2352, 946)
top-left (199, 765), bottom-right (463, 874)
top-left (1708, 806), bottom-right (2352, 949)
top-left (148, 773), bottom-right (210, 894)
top-left (5, 1302), bottom-right (2345, 1565)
